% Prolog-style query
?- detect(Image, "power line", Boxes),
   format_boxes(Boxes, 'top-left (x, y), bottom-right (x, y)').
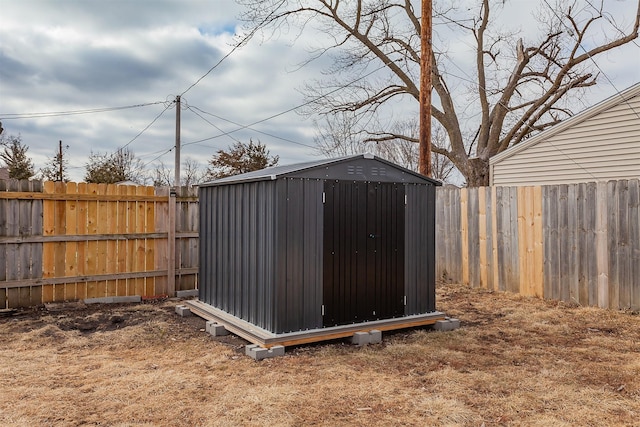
top-left (118, 101), bottom-right (175, 151)
top-left (0, 101), bottom-right (165, 120)
top-left (186, 105), bottom-right (316, 149)
top-left (584, 0), bottom-right (640, 49)
top-left (138, 146), bottom-right (179, 161)
top-left (185, 105), bottom-right (242, 144)
top-left (182, 60), bottom-right (395, 148)
top-left (2, 97), bottom-right (176, 172)
top-left (180, 11), bottom-right (278, 97)
top-left (83, 98), bottom-right (175, 168)
top-left (180, 44), bottom-right (242, 97)
top-left (142, 147), bottom-right (175, 169)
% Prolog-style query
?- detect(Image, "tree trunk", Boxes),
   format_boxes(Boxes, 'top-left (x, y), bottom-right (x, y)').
top-left (464, 158), bottom-right (490, 187)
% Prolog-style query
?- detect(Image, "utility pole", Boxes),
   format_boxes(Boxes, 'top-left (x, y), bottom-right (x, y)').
top-left (419, 0), bottom-right (433, 177)
top-left (174, 95), bottom-right (181, 188)
top-left (58, 140), bottom-right (63, 181)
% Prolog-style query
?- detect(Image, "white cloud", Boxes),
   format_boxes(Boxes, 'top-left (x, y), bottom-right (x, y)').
top-left (1, 0), bottom-right (638, 182)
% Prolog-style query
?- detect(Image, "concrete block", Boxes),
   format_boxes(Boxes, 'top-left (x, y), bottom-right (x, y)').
top-left (205, 321), bottom-right (229, 336)
top-left (269, 345), bottom-right (285, 357)
top-left (351, 331), bottom-right (371, 346)
top-left (351, 330), bottom-right (383, 346)
top-left (176, 289), bottom-right (199, 298)
top-left (175, 305), bottom-right (192, 317)
top-left (251, 347), bottom-right (270, 361)
top-left (245, 344), bottom-right (286, 361)
top-left (434, 319), bottom-right (452, 331)
top-left (369, 330), bottom-right (382, 344)
top-left (434, 319), bottom-right (460, 332)
top-left (245, 344), bottom-right (260, 356)
top-left (205, 320), bottom-right (216, 334)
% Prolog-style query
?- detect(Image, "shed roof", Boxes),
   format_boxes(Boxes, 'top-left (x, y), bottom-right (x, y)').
top-left (200, 153), bottom-right (442, 187)
top-left (490, 82), bottom-right (640, 166)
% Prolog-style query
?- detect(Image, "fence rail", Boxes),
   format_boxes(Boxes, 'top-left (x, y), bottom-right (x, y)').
top-left (0, 180), bottom-right (198, 308)
top-left (436, 180), bottom-right (640, 310)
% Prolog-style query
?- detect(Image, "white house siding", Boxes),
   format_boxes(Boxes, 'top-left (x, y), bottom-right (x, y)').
top-left (490, 85), bottom-right (640, 186)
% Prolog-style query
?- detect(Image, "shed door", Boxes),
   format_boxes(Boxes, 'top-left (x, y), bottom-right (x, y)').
top-left (323, 181), bottom-right (405, 326)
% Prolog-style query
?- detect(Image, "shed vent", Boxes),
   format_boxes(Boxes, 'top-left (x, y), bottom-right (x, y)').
top-left (371, 167), bottom-right (387, 176)
top-left (347, 165), bottom-right (364, 175)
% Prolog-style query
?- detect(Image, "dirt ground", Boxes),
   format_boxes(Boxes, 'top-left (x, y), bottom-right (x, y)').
top-left (1, 284), bottom-right (639, 427)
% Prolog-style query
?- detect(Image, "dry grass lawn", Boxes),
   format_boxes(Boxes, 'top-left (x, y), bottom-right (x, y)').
top-left (1, 284), bottom-right (639, 426)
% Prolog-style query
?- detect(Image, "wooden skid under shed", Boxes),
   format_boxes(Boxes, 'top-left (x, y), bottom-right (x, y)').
top-left (185, 299), bottom-right (446, 348)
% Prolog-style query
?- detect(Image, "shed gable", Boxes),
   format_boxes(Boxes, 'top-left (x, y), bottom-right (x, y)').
top-left (285, 157), bottom-right (429, 183)
top-left (200, 154), bottom-right (440, 187)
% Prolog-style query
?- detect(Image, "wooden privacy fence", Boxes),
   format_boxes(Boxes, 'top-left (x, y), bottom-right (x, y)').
top-left (4, 178), bottom-right (639, 311)
top-left (437, 180), bottom-right (640, 310)
top-left (0, 180), bottom-right (198, 308)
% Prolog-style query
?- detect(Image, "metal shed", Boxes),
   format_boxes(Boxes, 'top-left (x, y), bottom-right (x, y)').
top-left (191, 154), bottom-right (445, 347)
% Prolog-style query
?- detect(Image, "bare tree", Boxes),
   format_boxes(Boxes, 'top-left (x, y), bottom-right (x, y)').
top-left (40, 143), bottom-right (70, 182)
top-left (182, 158), bottom-right (205, 186)
top-left (151, 159), bottom-right (206, 187)
top-left (313, 112), bottom-right (369, 156)
top-left (376, 120), bottom-right (455, 183)
top-left (315, 113), bottom-right (455, 182)
top-left (151, 161), bottom-right (173, 187)
top-left (238, 0), bottom-right (640, 186)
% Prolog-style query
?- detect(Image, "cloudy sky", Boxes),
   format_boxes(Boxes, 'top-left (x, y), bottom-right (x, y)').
top-left (1, 0), bottom-right (639, 183)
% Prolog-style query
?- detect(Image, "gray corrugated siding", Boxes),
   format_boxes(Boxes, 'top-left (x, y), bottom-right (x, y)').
top-left (405, 183), bottom-right (437, 314)
top-left (199, 178), bottom-right (325, 334)
top-left (200, 167), bottom-right (438, 334)
top-left (274, 178), bottom-right (324, 333)
top-left (199, 181), bottom-right (278, 331)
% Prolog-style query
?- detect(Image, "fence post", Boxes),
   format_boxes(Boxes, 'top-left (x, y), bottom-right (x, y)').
top-left (168, 189), bottom-right (176, 296)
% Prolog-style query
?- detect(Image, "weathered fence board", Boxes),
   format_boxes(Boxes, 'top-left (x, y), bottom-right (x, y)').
top-left (435, 186), bottom-right (463, 283)
top-left (630, 180), bottom-right (640, 310)
top-left (0, 179), bottom-right (43, 307)
top-left (460, 188), bottom-right (469, 285)
top-left (507, 187), bottom-right (520, 294)
top-left (467, 188), bottom-right (480, 288)
top-left (608, 182), bottom-right (619, 307)
top-left (439, 179), bottom-right (639, 310)
top-left (608, 179), bottom-right (639, 310)
top-left (477, 187), bottom-right (489, 289)
top-left (175, 186), bottom-right (199, 291)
